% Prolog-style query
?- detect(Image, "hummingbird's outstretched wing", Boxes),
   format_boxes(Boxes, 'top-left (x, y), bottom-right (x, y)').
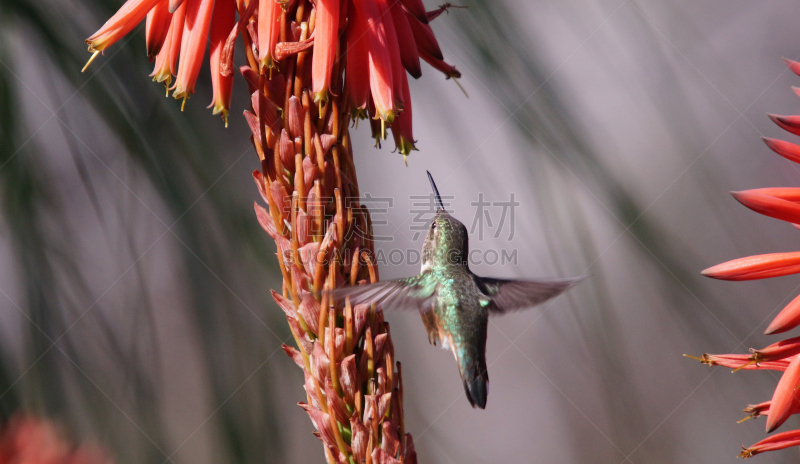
top-left (475, 276), bottom-right (585, 314)
top-left (328, 274), bottom-right (438, 313)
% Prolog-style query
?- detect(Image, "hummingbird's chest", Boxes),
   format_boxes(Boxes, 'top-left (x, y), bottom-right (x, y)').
top-left (420, 269), bottom-right (489, 350)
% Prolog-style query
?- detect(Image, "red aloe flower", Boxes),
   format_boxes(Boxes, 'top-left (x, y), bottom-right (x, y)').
top-left (345, 1), bottom-right (370, 116)
top-left (84, 0), bottom-right (162, 68)
top-left (312, 0), bottom-right (340, 101)
top-left (172, 0), bottom-right (215, 107)
top-left (766, 292), bottom-right (800, 334)
top-left (257, 0), bottom-right (281, 72)
top-left (353, 0), bottom-right (396, 123)
top-left (740, 430), bottom-right (800, 458)
top-left (150, 0), bottom-right (186, 89)
top-left (208, 0), bottom-right (235, 125)
top-left (145, 0), bottom-right (171, 60)
top-left (701, 252), bottom-right (800, 281)
top-left (766, 354), bottom-right (800, 432)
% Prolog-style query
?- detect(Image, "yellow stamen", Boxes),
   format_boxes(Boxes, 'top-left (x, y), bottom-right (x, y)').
top-left (82, 51), bottom-right (101, 73)
top-left (181, 95), bottom-right (187, 111)
top-left (732, 359), bottom-right (756, 373)
top-left (381, 119), bottom-right (386, 140)
top-left (452, 77), bottom-right (468, 98)
top-left (403, 154), bottom-right (408, 166)
top-left (682, 354), bottom-right (703, 362)
top-left (737, 415), bottom-right (754, 424)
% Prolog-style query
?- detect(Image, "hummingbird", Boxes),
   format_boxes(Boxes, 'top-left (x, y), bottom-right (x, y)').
top-left (331, 172), bottom-right (583, 409)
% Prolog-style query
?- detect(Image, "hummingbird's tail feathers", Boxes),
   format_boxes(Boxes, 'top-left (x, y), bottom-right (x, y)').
top-left (326, 276), bottom-right (438, 313)
top-left (461, 363), bottom-right (489, 409)
top-left (474, 275), bottom-right (586, 315)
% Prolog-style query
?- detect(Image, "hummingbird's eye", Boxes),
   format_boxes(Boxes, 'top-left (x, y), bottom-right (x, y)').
top-left (431, 221), bottom-right (437, 230)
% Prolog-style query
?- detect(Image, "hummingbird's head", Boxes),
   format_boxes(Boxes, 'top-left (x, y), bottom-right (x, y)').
top-left (422, 172), bottom-right (469, 271)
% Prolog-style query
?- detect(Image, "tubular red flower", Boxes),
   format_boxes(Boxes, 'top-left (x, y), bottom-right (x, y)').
top-left (85, 0), bottom-right (163, 53)
top-left (312, 0), bottom-right (340, 101)
top-left (391, 0), bottom-right (421, 79)
top-left (208, 0), bottom-right (235, 125)
top-left (784, 57), bottom-right (800, 78)
top-left (353, 0), bottom-right (396, 122)
top-left (766, 293), bottom-right (800, 335)
top-left (701, 252), bottom-right (800, 281)
top-left (145, 0), bottom-right (171, 60)
top-left (376, 0), bottom-right (405, 111)
top-left (763, 137), bottom-right (800, 164)
top-left (751, 336), bottom-right (800, 363)
top-left (731, 189), bottom-right (800, 224)
top-left (405, 11), bottom-right (443, 61)
top-left (150, 1), bottom-right (187, 88)
top-left (740, 429), bottom-right (800, 458)
top-left (345, 2), bottom-right (370, 115)
top-left (173, 0), bottom-right (216, 106)
top-left (769, 114), bottom-right (800, 137)
top-left (258, 0), bottom-right (282, 71)
top-left (391, 71), bottom-right (416, 158)
top-left (744, 400), bottom-right (800, 419)
top-left (767, 354), bottom-right (800, 432)
top-left (685, 353), bottom-right (791, 371)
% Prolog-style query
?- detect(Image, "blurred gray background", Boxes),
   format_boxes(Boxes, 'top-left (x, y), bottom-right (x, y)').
top-left (2, 0), bottom-right (800, 462)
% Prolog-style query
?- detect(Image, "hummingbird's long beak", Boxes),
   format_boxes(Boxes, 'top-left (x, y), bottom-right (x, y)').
top-left (427, 170), bottom-right (446, 212)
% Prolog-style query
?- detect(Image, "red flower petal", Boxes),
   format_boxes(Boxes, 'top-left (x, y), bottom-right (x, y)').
top-left (405, 11), bottom-right (443, 61)
top-left (312, 0), bottom-right (340, 99)
top-left (354, 0), bottom-right (396, 121)
top-left (763, 137), bottom-right (800, 164)
top-left (391, 0), bottom-right (421, 79)
top-left (732, 189), bottom-right (800, 224)
top-left (767, 354), bottom-right (800, 432)
top-left (391, 71), bottom-right (416, 156)
top-left (767, 293), bottom-right (800, 334)
top-left (752, 336), bottom-right (800, 363)
top-left (345, 3), bottom-right (370, 114)
top-left (785, 57), bottom-right (800, 78)
top-left (173, 0), bottom-right (216, 103)
top-left (145, 0), bottom-right (171, 60)
top-left (149, 1), bottom-right (187, 86)
top-left (740, 429), bottom-right (800, 458)
top-left (207, 0), bottom-right (235, 125)
top-left (769, 114), bottom-right (800, 137)
top-left (85, 0), bottom-right (163, 53)
top-left (702, 252), bottom-right (800, 281)
top-left (258, 0), bottom-right (282, 70)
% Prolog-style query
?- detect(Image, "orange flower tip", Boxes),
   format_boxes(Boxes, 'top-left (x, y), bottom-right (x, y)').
top-left (764, 321), bottom-right (789, 335)
top-left (82, 50), bottom-right (101, 73)
top-left (784, 57), bottom-right (800, 76)
top-left (792, 87), bottom-right (800, 99)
